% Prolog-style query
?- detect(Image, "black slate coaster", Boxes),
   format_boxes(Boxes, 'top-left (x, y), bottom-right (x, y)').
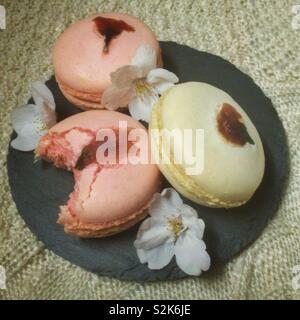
top-left (7, 42), bottom-right (289, 281)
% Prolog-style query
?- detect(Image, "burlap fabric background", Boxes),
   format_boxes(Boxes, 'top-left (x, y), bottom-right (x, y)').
top-left (0, 0), bottom-right (299, 300)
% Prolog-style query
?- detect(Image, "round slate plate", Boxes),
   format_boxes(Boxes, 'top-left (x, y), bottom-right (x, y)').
top-left (7, 41), bottom-right (289, 281)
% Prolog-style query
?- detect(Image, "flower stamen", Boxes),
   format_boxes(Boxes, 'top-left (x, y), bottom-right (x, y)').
top-left (33, 117), bottom-right (47, 133)
top-left (167, 216), bottom-right (186, 240)
top-left (134, 79), bottom-right (156, 101)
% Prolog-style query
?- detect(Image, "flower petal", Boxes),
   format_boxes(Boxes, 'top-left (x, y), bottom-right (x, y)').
top-left (40, 104), bottom-right (57, 129)
top-left (11, 104), bottom-right (38, 134)
top-left (182, 216), bottom-right (205, 240)
top-left (181, 205), bottom-right (199, 221)
top-left (128, 93), bottom-right (158, 122)
top-left (149, 188), bottom-right (184, 220)
top-left (110, 65), bottom-right (142, 87)
top-left (32, 81), bottom-right (55, 111)
top-left (135, 217), bottom-right (151, 239)
top-left (136, 248), bottom-right (147, 264)
top-left (174, 231), bottom-right (211, 276)
top-left (147, 68), bottom-right (179, 86)
top-left (147, 68), bottom-right (178, 95)
top-left (143, 239), bottom-right (175, 270)
top-left (134, 217), bottom-right (170, 250)
top-left (148, 192), bottom-right (176, 218)
top-left (161, 188), bottom-right (183, 210)
top-left (11, 105), bottom-right (47, 152)
top-left (131, 44), bottom-right (157, 76)
top-left (153, 82), bottom-right (175, 95)
top-left (102, 85), bottom-right (135, 110)
top-left (11, 124), bottom-right (44, 151)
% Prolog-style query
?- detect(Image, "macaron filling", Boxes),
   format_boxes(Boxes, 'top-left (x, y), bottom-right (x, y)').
top-left (37, 127), bottom-right (95, 169)
top-left (58, 82), bottom-right (103, 103)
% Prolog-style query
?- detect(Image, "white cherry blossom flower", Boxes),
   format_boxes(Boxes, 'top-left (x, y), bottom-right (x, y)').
top-left (101, 44), bottom-right (179, 122)
top-left (11, 81), bottom-right (56, 151)
top-left (134, 188), bottom-right (211, 276)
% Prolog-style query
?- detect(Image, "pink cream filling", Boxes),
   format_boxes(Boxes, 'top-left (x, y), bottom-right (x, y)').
top-left (38, 127), bottom-right (95, 169)
top-left (58, 81), bottom-right (102, 103)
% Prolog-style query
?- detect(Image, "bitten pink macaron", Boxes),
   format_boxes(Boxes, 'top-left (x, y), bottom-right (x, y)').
top-left (53, 13), bottom-right (162, 110)
top-left (36, 110), bottom-right (161, 237)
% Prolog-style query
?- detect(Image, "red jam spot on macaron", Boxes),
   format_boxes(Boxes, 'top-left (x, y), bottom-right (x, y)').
top-left (75, 140), bottom-right (101, 170)
top-left (75, 128), bottom-right (135, 170)
top-left (93, 16), bottom-right (135, 54)
top-left (217, 103), bottom-right (254, 146)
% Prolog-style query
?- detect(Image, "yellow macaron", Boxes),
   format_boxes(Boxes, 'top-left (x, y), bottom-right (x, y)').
top-left (150, 82), bottom-right (265, 208)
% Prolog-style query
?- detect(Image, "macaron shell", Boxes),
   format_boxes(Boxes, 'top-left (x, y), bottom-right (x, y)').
top-left (39, 110), bottom-right (161, 236)
top-left (150, 82), bottom-right (265, 207)
top-left (53, 12), bottom-right (161, 97)
top-left (49, 109), bottom-right (145, 133)
top-left (59, 205), bottom-right (148, 238)
top-left (78, 162), bottom-right (160, 224)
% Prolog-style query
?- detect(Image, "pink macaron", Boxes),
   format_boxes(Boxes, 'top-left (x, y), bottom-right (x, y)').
top-left (53, 13), bottom-right (162, 110)
top-left (36, 110), bottom-right (161, 237)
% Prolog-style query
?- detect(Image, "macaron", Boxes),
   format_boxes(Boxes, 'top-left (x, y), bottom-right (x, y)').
top-left (150, 82), bottom-right (265, 208)
top-left (53, 13), bottom-right (162, 110)
top-left (36, 110), bottom-right (161, 237)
